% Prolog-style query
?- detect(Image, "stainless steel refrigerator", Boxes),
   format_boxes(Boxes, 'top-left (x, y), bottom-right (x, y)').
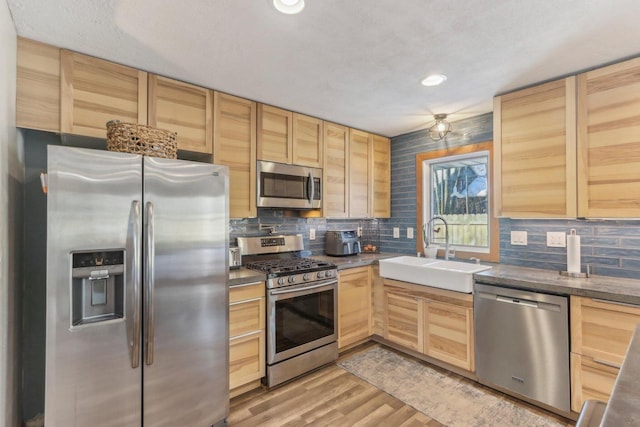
top-left (45, 146), bottom-right (229, 427)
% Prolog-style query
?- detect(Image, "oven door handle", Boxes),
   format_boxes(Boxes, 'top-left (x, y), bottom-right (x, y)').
top-left (270, 279), bottom-right (337, 295)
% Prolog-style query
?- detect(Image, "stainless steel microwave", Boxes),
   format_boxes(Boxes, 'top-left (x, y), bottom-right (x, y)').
top-left (257, 160), bottom-right (322, 209)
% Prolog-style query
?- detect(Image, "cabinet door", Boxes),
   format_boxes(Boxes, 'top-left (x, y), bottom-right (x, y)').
top-left (570, 352), bottom-right (619, 412)
top-left (338, 267), bottom-right (371, 349)
top-left (494, 77), bottom-right (577, 217)
top-left (349, 129), bottom-right (371, 218)
top-left (17, 37), bottom-right (60, 132)
top-left (371, 134), bottom-right (391, 218)
top-left (61, 50), bottom-right (147, 138)
top-left (257, 104), bottom-right (293, 163)
top-left (213, 92), bottom-right (257, 218)
top-left (148, 75), bottom-right (212, 154)
top-left (577, 57), bottom-right (640, 217)
top-left (384, 289), bottom-right (423, 352)
top-left (424, 301), bottom-right (474, 371)
top-left (570, 296), bottom-right (640, 367)
top-left (229, 331), bottom-right (265, 390)
top-left (293, 113), bottom-right (323, 168)
top-left (323, 122), bottom-right (349, 218)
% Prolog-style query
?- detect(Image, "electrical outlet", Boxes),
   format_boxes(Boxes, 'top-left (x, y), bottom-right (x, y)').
top-left (510, 230), bottom-right (528, 246)
top-left (547, 231), bottom-right (566, 247)
top-left (407, 227), bottom-right (414, 239)
top-left (309, 228), bottom-right (316, 240)
top-left (357, 226), bottom-right (362, 237)
top-left (393, 227), bottom-right (400, 239)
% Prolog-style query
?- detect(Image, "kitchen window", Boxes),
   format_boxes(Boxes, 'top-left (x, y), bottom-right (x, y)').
top-left (416, 141), bottom-right (499, 262)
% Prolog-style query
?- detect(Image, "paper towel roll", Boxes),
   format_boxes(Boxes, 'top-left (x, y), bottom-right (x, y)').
top-left (567, 229), bottom-right (581, 273)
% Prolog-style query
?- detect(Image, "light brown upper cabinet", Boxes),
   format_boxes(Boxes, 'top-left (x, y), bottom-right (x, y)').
top-left (349, 129), bottom-right (371, 218)
top-left (493, 77), bottom-right (577, 218)
top-left (371, 134), bottom-right (391, 218)
top-left (292, 113), bottom-right (323, 168)
top-left (61, 50), bottom-right (147, 138)
top-left (577, 57), bottom-right (640, 218)
top-left (323, 122), bottom-right (349, 218)
top-left (213, 92), bottom-right (257, 218)
top-left (16, 37), bottom-right (60, 132)
top-left (257, 104), bottom-right (293, 164)
top-left (148, 75), bottom-right (212, 154)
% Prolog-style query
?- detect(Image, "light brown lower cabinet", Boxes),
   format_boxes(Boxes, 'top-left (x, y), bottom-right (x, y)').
top-left (384, 291), bottom-right (423, 352)
top-left (570, 352), bottom-right (619, 411)
top-left (338, 266), bottom-right (372, 349)
top-left (229, 282), bottom-right (265, 397)
top-left (383, 280), bottom-right (474, 372)
top-left (570, 295), bottom-right (640, 411)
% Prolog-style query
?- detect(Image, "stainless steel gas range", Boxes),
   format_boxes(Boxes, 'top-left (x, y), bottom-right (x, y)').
top-left (237, 235), bottom-right (338, 387)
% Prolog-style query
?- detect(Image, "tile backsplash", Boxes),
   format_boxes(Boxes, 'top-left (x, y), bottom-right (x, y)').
top-left (501, 218), bottom-right (640, 280)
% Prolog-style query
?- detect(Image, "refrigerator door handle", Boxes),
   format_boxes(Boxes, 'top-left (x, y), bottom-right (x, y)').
top-left (131, 200), bottom-right (141, 369)
top-left (144, 201), bottom-right (156, 366)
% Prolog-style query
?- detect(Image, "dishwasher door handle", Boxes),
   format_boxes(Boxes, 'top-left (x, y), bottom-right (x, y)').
top-left (494, 295), bottom-right (562, 312)
top-left (496, 295), bottom-right (539, 308)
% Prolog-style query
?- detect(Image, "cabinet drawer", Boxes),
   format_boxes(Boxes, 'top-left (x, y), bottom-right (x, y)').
top-left (571, 296), bottom-right (640, 365)
top-left (229, 282), bottom-right (264, 304)
top-left (230, 297), bottom-right (265, 338)
top-left (230, 330), bottom-right (265, 390)
top-left (570, 352), bottom-right (620, 412)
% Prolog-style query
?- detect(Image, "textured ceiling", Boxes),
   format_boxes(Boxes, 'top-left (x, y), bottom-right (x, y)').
top-left (7, 0), bottom-right (640, 137)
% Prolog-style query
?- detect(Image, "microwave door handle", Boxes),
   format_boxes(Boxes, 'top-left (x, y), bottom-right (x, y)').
top-left (307, 171), bottom-right (314, 205)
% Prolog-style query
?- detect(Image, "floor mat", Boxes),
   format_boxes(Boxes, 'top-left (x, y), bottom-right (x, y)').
top-left (337, 346), bottom-right (565, 427)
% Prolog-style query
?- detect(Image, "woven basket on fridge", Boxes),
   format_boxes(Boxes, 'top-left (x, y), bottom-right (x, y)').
top-left (106, 120), bottom-right (178, 159)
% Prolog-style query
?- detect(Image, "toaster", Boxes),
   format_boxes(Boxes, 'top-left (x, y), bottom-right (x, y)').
top-left (325, 230), bottom-right (361, 256)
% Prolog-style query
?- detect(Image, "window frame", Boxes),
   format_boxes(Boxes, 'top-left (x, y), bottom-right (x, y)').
top-left (416, 141), bottom-right (500, 262)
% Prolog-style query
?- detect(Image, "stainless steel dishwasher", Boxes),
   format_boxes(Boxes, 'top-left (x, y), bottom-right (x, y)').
top-left (474, 282), bottom-right (570, 412)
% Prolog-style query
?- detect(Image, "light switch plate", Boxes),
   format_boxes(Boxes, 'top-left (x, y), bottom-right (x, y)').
top-left (547, 231), bottom-right (566, 247)
top-left (393, 227), bottom-right (400, 239)
top-left (510, 230), bottom-right (528, 246)
top-left (407, 227), bottom-right (414, 239)
top-left (309, 228), bottom-right (316, 240)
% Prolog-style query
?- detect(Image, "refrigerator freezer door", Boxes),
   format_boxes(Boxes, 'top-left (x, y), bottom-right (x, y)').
top-left (45, 146), bottom-right (143, 427)
top-left (142, 157), bottom-right (229, 426)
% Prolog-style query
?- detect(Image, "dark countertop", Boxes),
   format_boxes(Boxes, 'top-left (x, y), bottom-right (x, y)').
top-left (229, 267), bottom-right (265, 287)
top-left (474, 264), bottom-right (640, 305)
top-left (602, 324), bottom-right (640, 426)
top-left (312, 252), bottom-right (404, 270)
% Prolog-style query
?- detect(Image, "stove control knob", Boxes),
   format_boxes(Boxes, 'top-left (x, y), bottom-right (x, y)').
top-left (277, 277), bottom-right (285, 286)
top-left (288, 276), bottom-right (296, 283)
top-left (317, 271), bottom-right (325, 279)
top-left (303, 273), bottom-right (311, 281)
top-left (325, 270), bottom-right (333, 278)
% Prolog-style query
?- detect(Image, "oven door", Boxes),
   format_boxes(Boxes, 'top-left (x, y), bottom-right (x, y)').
top-left (267, 279), bottom-right (337, 364)
top-left (257, 160), bottom-right (322, 209)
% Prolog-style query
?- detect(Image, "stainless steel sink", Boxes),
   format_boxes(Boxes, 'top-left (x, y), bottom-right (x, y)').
top-left (378, 256), bottom-right (491, 293)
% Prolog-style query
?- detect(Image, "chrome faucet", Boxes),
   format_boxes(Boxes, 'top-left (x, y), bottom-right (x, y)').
top-left (424, 215), bottom-right (450, 260)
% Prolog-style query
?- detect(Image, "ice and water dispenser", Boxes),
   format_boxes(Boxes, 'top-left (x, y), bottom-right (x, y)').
top-left (71, 250), bottom-right (125, 327)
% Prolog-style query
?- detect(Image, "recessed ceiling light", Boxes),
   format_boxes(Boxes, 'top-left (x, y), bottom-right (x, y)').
top-left (273, 0), bottom-right (305, 14)
top-left (421, 74), bottom-right (447, 87)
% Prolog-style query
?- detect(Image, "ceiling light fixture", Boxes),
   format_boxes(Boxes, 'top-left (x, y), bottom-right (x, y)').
top-left (421, 74), bottom-right (447, 87)
top-left (273, 0), bottom-right (305, 14)
top-left (428, 114), bottom-right (452, 141)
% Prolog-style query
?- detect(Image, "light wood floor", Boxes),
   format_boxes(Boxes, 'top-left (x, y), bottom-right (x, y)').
top-left (229, 343), bottom-right (573, 426)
